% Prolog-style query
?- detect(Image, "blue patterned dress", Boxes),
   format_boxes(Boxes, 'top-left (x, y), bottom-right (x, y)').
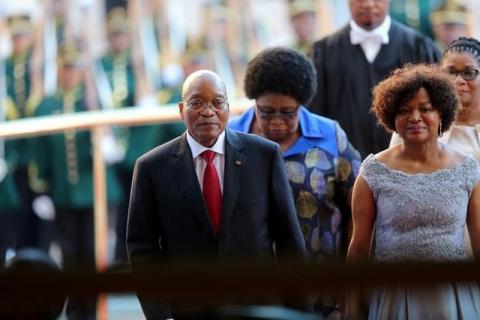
top-left (229, 106), bottom-right (361, 259)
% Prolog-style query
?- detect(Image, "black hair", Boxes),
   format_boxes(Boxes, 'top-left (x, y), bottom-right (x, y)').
top-left (243, 47), bottom-right (316, 105)
top-left (444, 37), bottom-right (480, 62)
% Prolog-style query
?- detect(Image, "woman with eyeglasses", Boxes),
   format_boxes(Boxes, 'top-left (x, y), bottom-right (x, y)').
top-left (436, 38), bottom-right (480, 257)
top-left (229, 47), bottom-right (361, 318)
top-left (438, 37), bottom-right (480, 158)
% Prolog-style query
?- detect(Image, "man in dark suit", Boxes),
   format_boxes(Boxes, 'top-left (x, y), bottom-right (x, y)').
top-left (309, 0), bottom-right (441, 158)
top-left (127, 70), bottom-right (306, 319)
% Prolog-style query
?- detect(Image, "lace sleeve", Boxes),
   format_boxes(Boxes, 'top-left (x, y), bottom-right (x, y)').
top-left (359, 154), bottom-right (382, 200)
top-left (464, 154), bottom-right (480, 195)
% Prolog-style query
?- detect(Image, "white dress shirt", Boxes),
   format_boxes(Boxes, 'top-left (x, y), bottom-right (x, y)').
top-left (186, 130), bottom-right (225, 193)
top-left (350, 16), bottom-right (391, 63)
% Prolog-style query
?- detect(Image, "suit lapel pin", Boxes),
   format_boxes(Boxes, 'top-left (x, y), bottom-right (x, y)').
top-left (235, 160), bottom-right (242, 166)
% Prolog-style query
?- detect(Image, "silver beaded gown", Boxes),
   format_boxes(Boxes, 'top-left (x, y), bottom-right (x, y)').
top-left (361, 153), bottom-right (480, 320)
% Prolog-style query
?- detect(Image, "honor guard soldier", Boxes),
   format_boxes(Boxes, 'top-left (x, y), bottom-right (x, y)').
top-left (4, 14), bottom-right (50, 253)
top-left (430, 0), bottom-right (469, 51)
top-left (30, 41), bottom-right (122, 319)
top-left (99, 7), bottom-right (165, 267)
top-left (289, 0), bottom-right (317, 54)
top-left (97, 7), bottom-right (184, 268)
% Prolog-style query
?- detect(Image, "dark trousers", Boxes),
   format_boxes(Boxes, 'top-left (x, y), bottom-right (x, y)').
top-left (114, 166), bottom-right (132, 264)
top-left (56, 207), bottom-right (97, 320)
top-left (14, 166), bottom-right (52, 252)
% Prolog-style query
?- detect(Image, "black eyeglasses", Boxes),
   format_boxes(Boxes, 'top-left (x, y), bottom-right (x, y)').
top-left (444, 68), bottom-right (480, 81)
top-left (256, 104), bottom-right (299, 120)
top-left (186, 98), bottom-right (229, 111)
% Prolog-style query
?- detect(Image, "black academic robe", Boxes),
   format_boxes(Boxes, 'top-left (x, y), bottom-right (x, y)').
top-left (309, 20), bottom-right (441, 158)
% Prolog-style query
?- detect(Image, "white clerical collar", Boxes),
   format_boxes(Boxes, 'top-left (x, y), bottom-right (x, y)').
top-left (349, 15), bottom-right (391, 45)
top-left (186, 130), bottom-right (226, 159)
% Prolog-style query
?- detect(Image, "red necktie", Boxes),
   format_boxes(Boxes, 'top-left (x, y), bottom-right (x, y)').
top-left (201, 150), bottom-right (222, 235)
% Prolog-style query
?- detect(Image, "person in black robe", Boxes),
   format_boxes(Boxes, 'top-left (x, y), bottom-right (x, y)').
top-left (309, 0), bottom-right (441, 158)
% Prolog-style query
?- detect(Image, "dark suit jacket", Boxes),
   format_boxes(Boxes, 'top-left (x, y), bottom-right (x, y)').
top-left (127, 129), bottom-right (306, 319)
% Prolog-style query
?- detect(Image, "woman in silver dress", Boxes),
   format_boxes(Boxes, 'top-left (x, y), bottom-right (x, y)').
top-left (347, 64), bottom-right (480, 319)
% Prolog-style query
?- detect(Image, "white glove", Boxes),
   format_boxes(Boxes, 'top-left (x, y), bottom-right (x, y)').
top-left (0, 158), bottom-right (7, 183)
top-left (161, 63), bottom-right (184, 89)
top-left (138, 94), bottom-right (159, 109)
top-left (100, 132), bottom-right (125, 165)
top-left (32, 195), bottom-right (56, 221)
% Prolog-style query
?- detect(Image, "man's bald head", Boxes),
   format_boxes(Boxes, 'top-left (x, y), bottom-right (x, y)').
top-left (179, 69), bottom-right (229, 147)
top-left (181, 70), bottom-right (227, 101)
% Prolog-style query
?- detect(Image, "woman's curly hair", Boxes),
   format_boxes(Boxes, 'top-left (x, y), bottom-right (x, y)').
top-left (371, 64), bottom-right (458, 133)
top-left (243, 47), bottom-right (316, 105)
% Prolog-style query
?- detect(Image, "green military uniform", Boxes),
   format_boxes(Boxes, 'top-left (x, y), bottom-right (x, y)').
top-left (289, 0), bottom-right (316, 54)
top-left (5, 17), bottom-right (38, 169)
top-left (31, 87), bottom-right (121, 317)
top-left (0, 173), bottom-right (20, 210)
top-left (101, 7), bottom-right (167, 170)
top-left (2, 17), bottom-right (29, 256)
top-left (0, 171), bottom-right (21, 210)
top-left (101, 7), bottom-right (185, 264)
top-left (100, 54), bottom-right (185, 167)
top-left (156, 87), bottom-right (186, 143)
top-left (0, 99), bottom-right (22, 264)
top-left (5, 53), bottom-right (38, 186)
top-left (390, 0), bottom-right (444, 40)
top-left (28, 42), bottom-right (111, 318)
top-left (31, 88), bottom-right (121, 207)
top-left (430, 0), bottom-right (469, 52)
top-left (0, 134), bottom-right (20, 264)
top-left (100, 48), bottom-right (186, 263)
top-left (5, 52), bottom-right (32, 117)
top-left (100, 7), bottom-right (159, 264)
top-left (4, 15), bottom-right (47, 251)
top-left (100, 52), bottom-right (163, 169)
top-left (0, 98), bottom-right (22, 211)
top-left (4, 52), bottom-right (35, 203)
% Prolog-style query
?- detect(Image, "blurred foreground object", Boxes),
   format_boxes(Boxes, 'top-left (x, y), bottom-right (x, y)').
top-left (1, 248), bottom-right (65, 320)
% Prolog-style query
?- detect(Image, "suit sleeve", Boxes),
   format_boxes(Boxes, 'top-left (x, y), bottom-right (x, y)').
top-left (127, 159), bottom-right (173, 320)
top-left (269, 145), bottom-right (307, 260)
top-left (127, 158), bottom-right (163, 269)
